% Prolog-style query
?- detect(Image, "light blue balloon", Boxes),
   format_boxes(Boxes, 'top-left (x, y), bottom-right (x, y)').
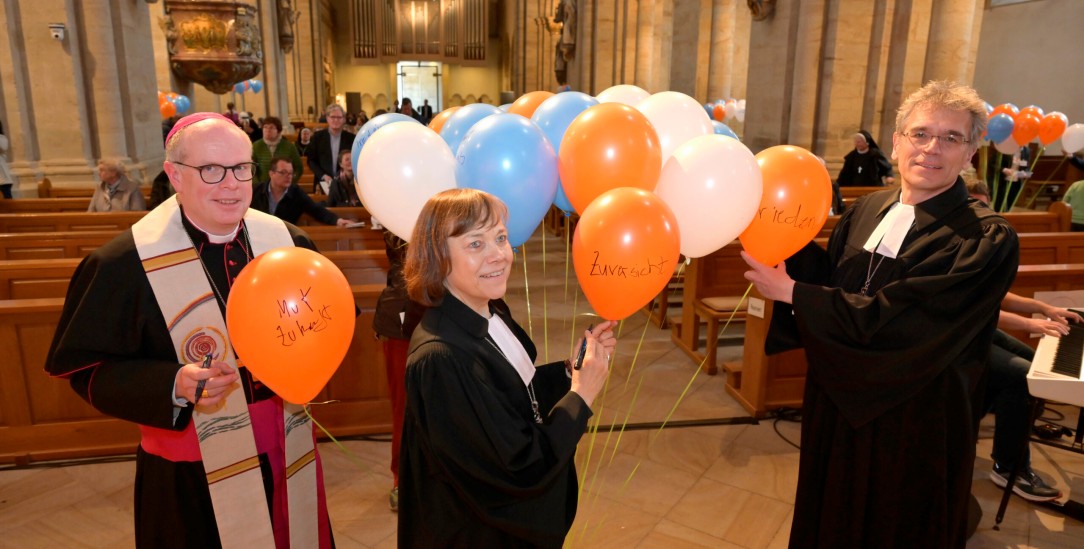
top-left (351, 113), bottom-right (422, 175)
top-left (172, 95), bottom-right (190, 114)
top-left (440, 104), bottom-right (501, 159)
top-left (455, 114), bottom-right (558, 247)
top-left (249, 79), bottom-right (263, 93)
top-left (531, 91), bottom-right (598, 213)
top-left (987, 113), bottom-right (1014, 144)
top-left (703, 103), bottom-right (714, 119)
top-left (712, 121), bottom-right (739, 140)
top-left (499, 103), bottom-right (513, 112)
top-left (233, 82), bottom-right (246, 94)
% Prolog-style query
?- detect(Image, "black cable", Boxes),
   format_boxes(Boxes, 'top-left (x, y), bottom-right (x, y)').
top-left (771, 407), bottom-right (803, 450)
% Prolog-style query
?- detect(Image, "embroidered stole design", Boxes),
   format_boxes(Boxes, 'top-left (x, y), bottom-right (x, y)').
top-left (133, 197), bottom-right (319, 548)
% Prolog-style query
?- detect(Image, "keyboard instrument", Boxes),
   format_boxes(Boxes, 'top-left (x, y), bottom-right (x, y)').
top-left (1028, 322), bottom-right (1084, 407)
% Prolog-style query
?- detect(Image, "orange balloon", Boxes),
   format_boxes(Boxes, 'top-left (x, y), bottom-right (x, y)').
top-left (712, 104), bottom-right (725, 122)
top-left (990, 103), bottom-right (1019, 119)
top-left (428, 106), bottom-right (461, 134)
top-left (159, 100), bottom-right (176, 119)
top-left (739, 145), bottom-right (832, 266)
top-left (1012, 112), bottom-right (1041, 145)
top-left (507, 91), bottom-right (554, 119)
top-left (558, 103), bottom-right (662, 214)
top-left (1018, 105), bottom-right (1044, 121)
top-left (1038, 112), bottom-right (1069, 146)
top-left (573, 188), bottom-right (680, 320)
top-left (226, 247), bottom-right (356, 404)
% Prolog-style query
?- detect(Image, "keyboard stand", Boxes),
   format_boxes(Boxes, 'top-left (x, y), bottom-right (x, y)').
top-left (994, 399), bottom-right (1084, 528)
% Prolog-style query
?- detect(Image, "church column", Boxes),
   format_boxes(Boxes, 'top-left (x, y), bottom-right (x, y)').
top-left (669, 0), bottom-right (712, 99)
top-left (0, 0), bottom-right (37, 194)
top-left (633, 0), bottom-right (655, 91)
top-left (256, 0), bottom-right (291, 123)
top-left (706, 0), bottom-right (751, 102)
top-left (923, 0), bottom-right (984, 84)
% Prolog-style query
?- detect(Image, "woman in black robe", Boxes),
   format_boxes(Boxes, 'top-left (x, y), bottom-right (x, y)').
top-left (397, 188), bottom-right (616, 548)
top-left (837, 129), bottom-right (895, 187)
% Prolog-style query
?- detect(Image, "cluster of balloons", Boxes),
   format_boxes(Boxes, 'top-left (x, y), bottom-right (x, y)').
top-left (233, 78), bottom-right (264, 94)
top-left (158, 91), bottom-right (191, 119)
top-left (349, 84), bottom-right (831, 320)
top-left (984, 102), bottom-right (1081, 155)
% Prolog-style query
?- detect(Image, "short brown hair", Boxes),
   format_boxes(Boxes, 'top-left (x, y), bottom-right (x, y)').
top-left (262, 116), bottom-right (283, 131)
top-left (404, 189), bottom-right (509, 306)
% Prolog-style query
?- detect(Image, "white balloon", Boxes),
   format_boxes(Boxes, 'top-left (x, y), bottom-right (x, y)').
top-left (596, 84), bottom-right (650, 106)
top-left (724, 102), bottom-right (738, 120)
top-left (636, 91), bottom-right (714, 165)
top-left (655, 134), bottom-right (763, 258)
top-left (1062, 123), bottom-right (1084, 154)
top-left (355, 123), bottom-right (457, 241)
top-left (736, 99), bottom-right (746, 123)
top-left (994, 137), bottom-right (1021, 156)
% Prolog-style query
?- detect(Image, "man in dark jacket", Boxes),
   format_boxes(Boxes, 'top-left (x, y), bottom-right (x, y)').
top-left (251, 157), bottom-right (351, 227)
top-left (307, 104), bottom-right (356, 193)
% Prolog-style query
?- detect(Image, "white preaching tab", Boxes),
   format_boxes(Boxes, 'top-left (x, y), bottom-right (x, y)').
top-left (862, 202), bottom-right (915, 258)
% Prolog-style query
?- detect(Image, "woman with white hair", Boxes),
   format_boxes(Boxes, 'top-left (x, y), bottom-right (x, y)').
top-left (88, 158), bottom-right (146, 212)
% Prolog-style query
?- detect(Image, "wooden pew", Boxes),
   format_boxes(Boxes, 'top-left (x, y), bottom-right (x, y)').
top-left (669, 241), bottom-right (752, 375)
top-left (723, 263), bottom-right (1084, 418)
top-left (0, 211), bottom-right (145, 233)
top-left (817, 201), bottom-right (1072, 239)
top-left (0, 230), bottom-right (118, 260)
top-left (37, 177), bottom-right (152, 200)
top-left (839, 185), bottom-right (896, 209)
top-left (0, 198), bottom-right (95, 213)
top-left (0, 251), bottom-right (392, 464)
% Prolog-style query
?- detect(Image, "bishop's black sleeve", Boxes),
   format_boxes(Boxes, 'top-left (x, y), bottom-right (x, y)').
top-left (44, 237), bottom-right (187, 430)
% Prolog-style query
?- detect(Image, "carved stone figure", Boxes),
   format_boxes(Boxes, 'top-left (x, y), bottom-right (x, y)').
top-left (747, 0), bottom-right (776, 21)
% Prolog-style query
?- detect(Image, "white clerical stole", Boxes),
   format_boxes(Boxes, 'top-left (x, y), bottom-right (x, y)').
top-left (862, 202), bottom-right (915, 258)
top-left (488, 315), bottom-right (535, 387)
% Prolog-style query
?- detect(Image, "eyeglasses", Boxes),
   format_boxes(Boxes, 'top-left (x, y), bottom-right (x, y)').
top-left (272, 169), bottom-right (295, 177)
top-left (172, 162), bottom-right (257, 184)
top-left (326, 115), bottom-right (344, 120)
top-left (902, 130), bottom-right (970, 149)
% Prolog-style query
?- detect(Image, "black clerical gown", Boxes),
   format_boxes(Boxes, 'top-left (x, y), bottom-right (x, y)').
top-left (776, 179), bottom-right (1018, 548)
top-left (44, 214), bottom-right (331, 549)
top-left (399, 294), bottom-right (591, 549)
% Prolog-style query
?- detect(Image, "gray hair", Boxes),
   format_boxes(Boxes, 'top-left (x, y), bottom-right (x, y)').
top-left (895, 80), bottom-right (987, 149)
top-left (97, 158), bottom-right (127, 177)
top-left (325, 104), bottom-right (345, 117)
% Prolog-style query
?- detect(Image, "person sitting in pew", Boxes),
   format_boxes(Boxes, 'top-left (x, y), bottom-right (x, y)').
top-left (250, 156), bottom-right (353, 227)
top-left (327, 150), bottom-right (361, 207)
top-left (89, 158), bottom-right (146, 212)
top-left (968, 177), bottom-right (1074, 501)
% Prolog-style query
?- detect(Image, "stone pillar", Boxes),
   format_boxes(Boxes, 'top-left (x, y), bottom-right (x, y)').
top-left (594, 0), bottom-right (616, 93)
top-left (634, 0), bottom-right (656, 91)
top-left (257, 0), bottom-right (291, 122)
top-left (707, 0), bottom-right (750, 101)
top-left (649, 0), bottom-right (674, 92)
top-left (0, 0), bottom-right (159, 190)
top-left (923, 0), bottom-right (984, 84)
top-left (669, 0), bottom-right (712, 99)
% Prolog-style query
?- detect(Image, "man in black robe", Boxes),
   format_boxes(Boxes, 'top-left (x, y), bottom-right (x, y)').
top-left (743, 81), bottom-right (1019, 548)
